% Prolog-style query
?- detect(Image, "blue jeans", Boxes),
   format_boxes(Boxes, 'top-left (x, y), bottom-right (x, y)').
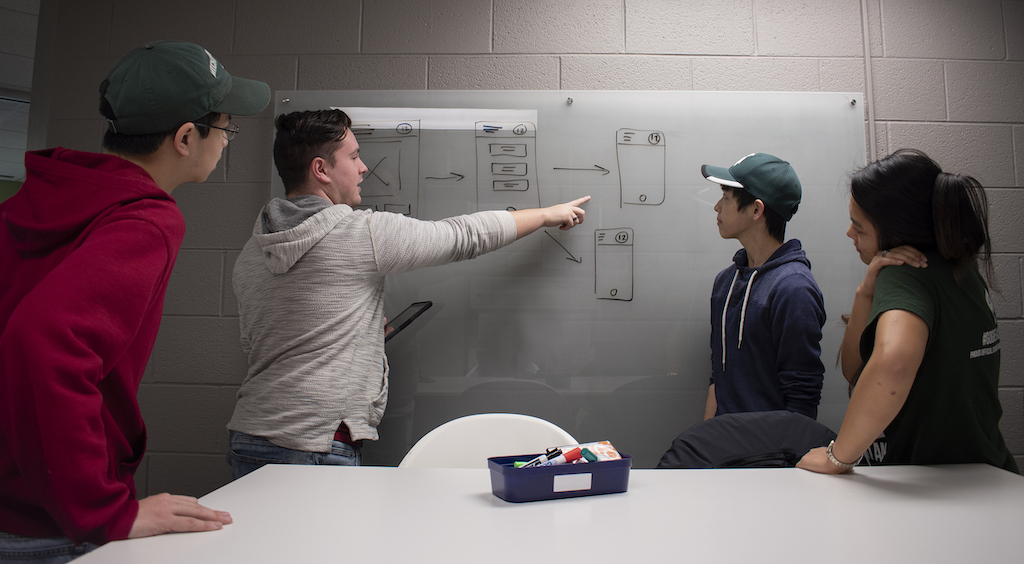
top-left (0, 532), bottom-right (97, 563)
top-left (226, 431), bottom-right (361, 480)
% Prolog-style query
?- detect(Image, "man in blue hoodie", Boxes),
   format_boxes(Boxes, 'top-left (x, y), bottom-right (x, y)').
top-left (701, 153), bottom-right (826, 420)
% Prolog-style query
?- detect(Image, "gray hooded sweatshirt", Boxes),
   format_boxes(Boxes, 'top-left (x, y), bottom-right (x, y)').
top-left (227, 195), bottom-right (517, 451)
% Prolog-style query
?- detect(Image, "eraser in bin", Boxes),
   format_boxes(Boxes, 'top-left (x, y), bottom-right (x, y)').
top-left (488, 454), bottom-right (631, 502)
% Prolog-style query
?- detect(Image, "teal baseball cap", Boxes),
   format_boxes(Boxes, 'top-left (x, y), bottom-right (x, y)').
top-left (100, 40), bottom-right (271, 135)
top-left (701, 153), bottom-right (802, 221)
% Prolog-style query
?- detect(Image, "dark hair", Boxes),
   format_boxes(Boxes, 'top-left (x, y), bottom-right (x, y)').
top-left (850, 148), bottom-right (993, 283)
top-left (99, 96), bottom-right (216, 156)
top-left (273, 110), bottom-right (352, 192)
top-left (725, 187), bottom-right (787, 242)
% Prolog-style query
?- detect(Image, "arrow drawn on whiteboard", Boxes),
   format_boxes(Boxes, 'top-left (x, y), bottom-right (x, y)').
top-left (425, 172), bottom-right (465, 181)
top-left (552, 164), bottom-right (610, 176)
top-left (545, 231), bottom-right (582, 263)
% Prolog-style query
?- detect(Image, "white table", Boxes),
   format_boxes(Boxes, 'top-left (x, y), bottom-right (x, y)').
top-left (78, 464), bottom-right (1024, 563)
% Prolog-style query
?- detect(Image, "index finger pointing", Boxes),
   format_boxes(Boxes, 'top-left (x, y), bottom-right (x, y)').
top-left (567, 195), bottom-right (591, 207)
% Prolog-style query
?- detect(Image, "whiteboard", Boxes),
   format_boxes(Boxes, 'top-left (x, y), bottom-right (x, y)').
top-left (271, 90), bottom-right (867, 468)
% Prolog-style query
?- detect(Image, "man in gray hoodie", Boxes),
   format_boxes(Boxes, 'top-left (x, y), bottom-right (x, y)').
top-left (227, 109), bottom-right (589, 478)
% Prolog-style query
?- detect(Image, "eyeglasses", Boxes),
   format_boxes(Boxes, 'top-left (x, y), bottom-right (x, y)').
top-left (194, 122), bottom-right (240, 141)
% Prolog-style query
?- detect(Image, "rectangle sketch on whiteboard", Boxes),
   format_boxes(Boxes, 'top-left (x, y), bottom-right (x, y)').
top-left (476, 121), bottom-right (539, 211)
top-left (595, 228), bottom-right (634, 301)
top-left (617, 129), bottom-right (665, 206)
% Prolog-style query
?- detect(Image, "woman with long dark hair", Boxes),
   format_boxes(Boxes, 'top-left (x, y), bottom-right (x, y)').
top-left (798, 149), bottom-right (1017, 474)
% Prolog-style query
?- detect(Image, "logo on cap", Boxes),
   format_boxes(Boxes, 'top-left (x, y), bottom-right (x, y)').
top-left (204, 49), bottom-right (218, 77)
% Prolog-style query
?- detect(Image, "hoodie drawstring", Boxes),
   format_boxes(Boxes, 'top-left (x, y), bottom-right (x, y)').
top-left (737, 270), bottom-right (758, 351)
top-left (721, 271), bottom-right (739, 370)
top-left (721, 269), bottom-right (758, 370)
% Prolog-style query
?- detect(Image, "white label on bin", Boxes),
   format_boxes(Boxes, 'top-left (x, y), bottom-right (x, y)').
top-left (553, 473), bottom-right (592, 492)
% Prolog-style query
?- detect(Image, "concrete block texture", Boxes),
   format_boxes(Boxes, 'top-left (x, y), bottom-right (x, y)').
top-left (755, 0), bottom-right (863, 57)
top-left (1, 9), bottom-right (38, 58)
top-left (886, 122), bottom-right (1015, 186)
top-left (144, 453), bottom-right (232, 498)
top-left (820, 58), bottom-right (866, 93)
top-left (44, 119), bottom-right (105, 153)
top-left (134, 457), bottom-right (149, 498)
top-left (864, 0), bottom-right (883, 57)
top-left (1001, 320), bottom-right (1024, 387)
top-left (297, 56), bottom-right (428, 90)
top-left (138, 385), bottom-right (237, 454)
top-left (871, 121), bottom-right (889, 161)
top-left (0, 52), bottom-right (33, 92)
top-left (1007, 0), bottom-right (1024, 60)
top-left (107, 0), bottom-right (236, 58)
top-left (233, 0), bottom-right (361, 55)
top-left (493, 0), bottom-right (624, 54)
top-left (53, 0), bottom-right (112, 59)
top-left (205, 154), bottom-right (227, 184)
top-left (989, 189), bottom-right (1024, 254)
top-left (880, 0), bottom-right (1006, 59)
top-left (223, 251), bottom-right (242, 317)
top-left (215, 56), bottom-right (299, 118)
top-left (945, 62), bottom-right (1024, 123)
top-left (163, 250), bottom-right (225, 316)
top-left (2, 0), bottom-right (39, 14)
top-left (363, 0), bottom-right (492, 54)
top-left (151, 317), bottom-right (249, 385)
top-left (999, 387), bottom-right (1024, 453)
top-left (868, 58), bottom-right (946, 121)
top-left (428, 55), bottom-right (559, 89)
top-left (224, 115), bottom-right (275, 183)
top-left (625, 0), bottom-right (754, 55)
top-left (692, 57), bottom-right (820, 91)
top-left (560, 55), bottom-right (692, 90)
top-left (1016, 126), bottom-right (1024, 185)
top-left (175, 183), bottom-right (270, 250)
top-left (991, 255), bottom-right (1023, 319)
top-left (49, 56), bottom-right (119, 121)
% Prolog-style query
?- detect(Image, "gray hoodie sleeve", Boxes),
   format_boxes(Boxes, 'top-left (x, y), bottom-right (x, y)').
top-left (366, 210), bottom-right (518, 275)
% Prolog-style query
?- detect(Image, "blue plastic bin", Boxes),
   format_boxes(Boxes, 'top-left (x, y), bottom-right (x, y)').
top-left (487, 454), bottom-right (631, 502)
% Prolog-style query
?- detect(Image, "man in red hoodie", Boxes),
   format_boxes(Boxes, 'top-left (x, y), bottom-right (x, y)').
top-left (0, 41), bottom-right (269, 561)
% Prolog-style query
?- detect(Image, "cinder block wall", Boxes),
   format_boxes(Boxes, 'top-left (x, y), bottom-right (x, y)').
top-left (29, 0), bottom-right (1024, 496)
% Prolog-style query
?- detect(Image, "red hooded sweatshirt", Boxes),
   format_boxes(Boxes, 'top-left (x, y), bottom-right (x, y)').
top-left (0, 148), bottom-right (184, 544)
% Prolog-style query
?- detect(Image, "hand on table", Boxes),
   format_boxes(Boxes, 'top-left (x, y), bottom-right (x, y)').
top-left (796, 447), bottom-right (851, 475)
top-left (128, 493), bottom-right (232, 538)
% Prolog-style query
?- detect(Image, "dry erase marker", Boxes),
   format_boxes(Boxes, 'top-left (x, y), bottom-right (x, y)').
top-left (519, 448), bottom-right (562, 468)
top-left (536, 447), bottom-right (582, 467)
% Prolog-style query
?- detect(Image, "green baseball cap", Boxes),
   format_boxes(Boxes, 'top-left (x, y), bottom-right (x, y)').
top-left (100, 40), bottom-right (271, 135)
top-left (701, 153), bottom-right (802, 221)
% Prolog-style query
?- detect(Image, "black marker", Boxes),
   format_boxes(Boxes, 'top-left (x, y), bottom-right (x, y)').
top-left (519, 448), bottom-right (562, 469)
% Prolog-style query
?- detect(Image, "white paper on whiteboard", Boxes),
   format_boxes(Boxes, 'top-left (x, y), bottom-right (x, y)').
top-left (335, 106), bottom-right (537, 131)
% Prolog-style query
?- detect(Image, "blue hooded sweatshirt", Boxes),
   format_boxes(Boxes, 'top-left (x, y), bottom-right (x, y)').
top-left (710, 239), bottom-right (826, 419)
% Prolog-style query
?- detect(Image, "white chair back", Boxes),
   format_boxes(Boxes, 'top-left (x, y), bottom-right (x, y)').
top-left (398, 413), bottom-right (577, 468)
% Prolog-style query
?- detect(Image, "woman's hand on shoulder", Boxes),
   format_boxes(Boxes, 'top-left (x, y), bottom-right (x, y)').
top-left (859, 245), bottom-right (928, 298)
